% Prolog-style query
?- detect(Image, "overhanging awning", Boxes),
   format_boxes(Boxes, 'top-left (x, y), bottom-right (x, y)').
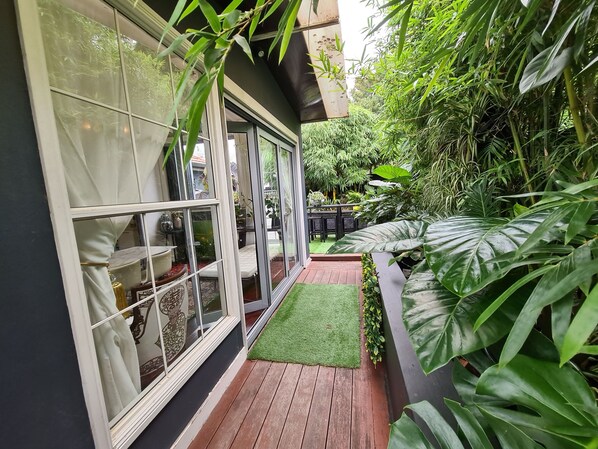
top-left (251, 0), bottom-right (349, 122)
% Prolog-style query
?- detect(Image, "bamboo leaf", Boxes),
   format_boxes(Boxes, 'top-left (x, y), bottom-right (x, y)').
top-left (222, 0), bottom-right (243, 14)
top-left (163, 0), bottom-right (189, 43)
top-left (520, 47), bottom-right (573, 93)
top-left (565, 202), bottom-right (596, 244)
top-left (249, 0), bottom-right (265, 39)
top-left (179, 0), bottom-right (199, 23)
top-left (552, 295), bottom-right (574, 350)
top-left (198, 0), bottom-right (221, 33)
top-left (560, 283), bottom-right (598, 364)
top-left (278, 0), bottom-right (302, 64)
top-left (233, 34), bottom-right (254, 63)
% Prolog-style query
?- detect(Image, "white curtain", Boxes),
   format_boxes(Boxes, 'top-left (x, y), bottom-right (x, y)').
top-left (41, 0), bottom-right (174, 420)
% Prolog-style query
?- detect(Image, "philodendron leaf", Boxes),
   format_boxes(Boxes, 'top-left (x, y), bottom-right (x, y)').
top-left (372, 165), bottom-right (411, 182)
top-left (388, 413), bottom-right (435, 449)
top-left (424, 212), bottom-right (548, 297)
top-left (477, 355), bottom-right (598, 445)
top-left (402, 262), bottom-right (526, 374)
top-left (327, 220), bottom-right (427, 254)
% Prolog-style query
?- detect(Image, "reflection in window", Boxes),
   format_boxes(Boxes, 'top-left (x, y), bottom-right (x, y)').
top-left (38, 0), bottom-right (221, 424)
top-left (259, 137), bottom-right (285, 290)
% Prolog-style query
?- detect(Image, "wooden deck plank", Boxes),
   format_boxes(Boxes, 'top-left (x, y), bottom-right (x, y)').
top-left (192, 260), bottom-right (390, 449)
top-left (325, 368), bottom-right (353, 449)
top-left (206, 361), bottom-right (272, 449)
top-left (329, 270), bottom-right (340, 284)
top-left (337, 271), bottom-right (348, 284)
top-left (189, 361), bottom-right (256, 449)
top-left (311, 270), bottom-right (326, 284)
top-left (296, 268), bottom-right (309, 283)
top-left (302, 366), bottom-right (335, 449)
top-left (230, 362), bottom-right (286, 449)
top-left (254, 363), bottom-right (303, 449)
top-left (303, 269), bottom-right (317, 284)
top-left (277, 365), bottom-right (319, 449)
top-left (370, 362), bottom-right (390, 449)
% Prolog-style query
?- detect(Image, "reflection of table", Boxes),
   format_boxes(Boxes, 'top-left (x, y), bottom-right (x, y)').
top-left (109, 246), bottom-right (176, 290)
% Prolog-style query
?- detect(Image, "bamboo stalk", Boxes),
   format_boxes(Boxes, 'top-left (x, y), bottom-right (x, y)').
top-left (509, 115), bottom-right (535, 203)
top-left (564, 67), bottom-right (587, 145)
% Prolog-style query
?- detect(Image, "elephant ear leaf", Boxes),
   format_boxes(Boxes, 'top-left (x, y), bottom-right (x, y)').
top-left (402, 262), bottom-right (527, 373)
top-left (327, 220), bottom-right (427, 254)
top-left (424, 212), bottom-right (548, 297)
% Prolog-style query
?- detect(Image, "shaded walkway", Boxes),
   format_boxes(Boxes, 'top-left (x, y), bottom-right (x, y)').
top-left (190, 260), bottom-right (390, 449)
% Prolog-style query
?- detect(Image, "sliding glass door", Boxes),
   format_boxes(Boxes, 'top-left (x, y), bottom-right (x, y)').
top-left (225, 106), bottom-right (300, 336)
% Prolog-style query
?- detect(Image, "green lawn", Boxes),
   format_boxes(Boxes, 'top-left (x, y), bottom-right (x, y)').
top-left (309, 236), bottom-right (336, 254)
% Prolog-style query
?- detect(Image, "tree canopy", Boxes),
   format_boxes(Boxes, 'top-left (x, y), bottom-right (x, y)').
top-left (302, 104), bottom-right (392, 195)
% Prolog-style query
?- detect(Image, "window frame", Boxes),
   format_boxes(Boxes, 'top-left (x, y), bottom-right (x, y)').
top-left (16, 0), bottom-right (243, 447)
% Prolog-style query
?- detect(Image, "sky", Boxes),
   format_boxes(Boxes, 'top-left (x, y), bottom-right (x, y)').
top-left (337, 0), bottom-right (381, 90)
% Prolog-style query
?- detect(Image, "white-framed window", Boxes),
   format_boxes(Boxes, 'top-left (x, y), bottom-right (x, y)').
top-left (16, 0), bottom-right (242, 447)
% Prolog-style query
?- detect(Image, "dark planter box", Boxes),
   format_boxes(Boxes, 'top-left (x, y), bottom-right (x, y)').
top-left (372, 253), bottom-right (459, 431)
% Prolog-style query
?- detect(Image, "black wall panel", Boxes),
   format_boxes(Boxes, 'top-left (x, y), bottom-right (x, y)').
top-left (0, 3), bottom-right (94, 448)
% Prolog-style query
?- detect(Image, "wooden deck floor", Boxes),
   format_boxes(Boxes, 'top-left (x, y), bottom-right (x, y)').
top-left (190, 260), bottom-right (390, 449)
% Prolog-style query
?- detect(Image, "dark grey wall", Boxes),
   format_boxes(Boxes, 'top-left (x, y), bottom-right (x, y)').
top-left (224, 46), bottom-right (301, 135)
top-left (0, 3), bottom-right (95, 449)
top-left (131, 325), bottom-right (244, 449)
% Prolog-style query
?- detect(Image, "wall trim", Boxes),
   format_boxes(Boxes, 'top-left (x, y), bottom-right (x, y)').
top-left (170, 348), bottom-right (248, 449)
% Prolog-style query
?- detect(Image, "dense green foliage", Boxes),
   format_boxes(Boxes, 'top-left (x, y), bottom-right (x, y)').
top-left (331, 181), bottom-right (598, 448)
top-left (302, 104), bottom-right (391, 195)
top-left (361, 254), bottom-right (385, 365)
top-left (363, 0), bottom-right (598, 216)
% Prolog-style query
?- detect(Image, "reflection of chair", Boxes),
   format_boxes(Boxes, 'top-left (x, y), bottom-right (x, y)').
top-left (129, 266), bottom-right (189, 388)
top-left (307, 214), bottom-right (327, 242)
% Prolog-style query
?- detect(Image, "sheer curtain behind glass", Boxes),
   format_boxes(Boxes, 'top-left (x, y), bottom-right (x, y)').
top-left (40, 0), bottom-right (173, 419)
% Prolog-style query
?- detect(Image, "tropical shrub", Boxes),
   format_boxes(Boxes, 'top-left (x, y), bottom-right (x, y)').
top-left (361, 254), bottom-right (385, 365)
top-left (329, 180), bottom-right (598, 448)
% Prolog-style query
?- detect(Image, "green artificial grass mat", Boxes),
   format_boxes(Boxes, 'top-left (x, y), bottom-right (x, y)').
top-left (309, 236), bottom-right (337, 254)
top-left (248, 283), bottom-right (361, 368)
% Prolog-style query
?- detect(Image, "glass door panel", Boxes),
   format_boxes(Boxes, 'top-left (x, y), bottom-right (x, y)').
top-left (258, 136), bottom-right (285, 290)
top-left (279, 149), bottom-right (298, 272)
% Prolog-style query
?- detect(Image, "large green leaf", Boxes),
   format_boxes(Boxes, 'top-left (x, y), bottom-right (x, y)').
top-left (402, 262), bottom-right (526, 373)
top-left (500, 245), bottom-right (598, 365)
top-left (424, 213), bottom-right (548, 297)
top-left (477, 355), bottom-right (598, 448)
top-left (327, 220), bottom-right (427, 254)
top-left (560, 282), bottom-right (598, 364)
top-left (388, 356), bottom-right (598, 449)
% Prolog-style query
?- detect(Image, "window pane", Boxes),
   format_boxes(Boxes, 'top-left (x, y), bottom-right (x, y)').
top-left (259, 137), bottom-right (285, 290)
top-left (184, 135), bottom-right (215, 199)
top-left (191, 208), bottom-right (219, 265)
top-left (52, 93), bottom-right (141, 207)
top-left (39, 0), bottom-right (127, 110)
top-left (198, 261), bottom-right (227, 328)
top-left (280, 149), bottom-right (298, 271)
top-left (118, 14), bottom-right (173, 125)
top-left (133, 119), bottom-right (177, 203)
